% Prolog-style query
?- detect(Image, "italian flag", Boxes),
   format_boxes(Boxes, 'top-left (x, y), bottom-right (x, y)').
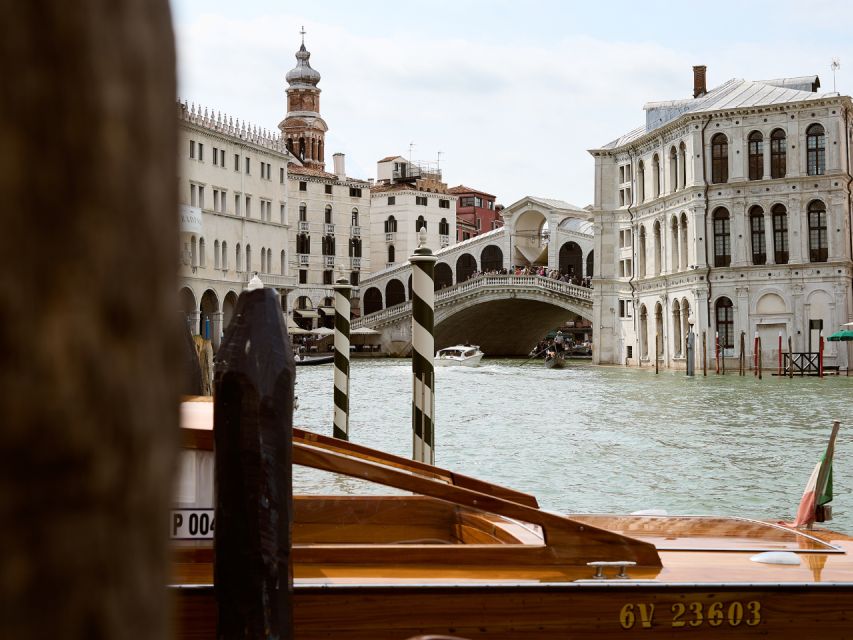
top-left (790, 422), bottom-right (840, 528)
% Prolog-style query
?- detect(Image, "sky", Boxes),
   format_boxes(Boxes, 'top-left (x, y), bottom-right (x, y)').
top-left (170, 0), bottom-right (853, 207)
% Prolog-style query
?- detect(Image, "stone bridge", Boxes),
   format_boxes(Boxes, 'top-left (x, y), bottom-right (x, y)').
top-left (352, 274), bottom-right (593, 356)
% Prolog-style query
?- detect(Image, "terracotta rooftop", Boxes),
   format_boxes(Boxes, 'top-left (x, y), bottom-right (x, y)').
top-left (448, 184), bottom-right (495, 198)
top-left (370, 182), bottom-right (451, 195)
top-left (377, 155), bottom-right (405, 163)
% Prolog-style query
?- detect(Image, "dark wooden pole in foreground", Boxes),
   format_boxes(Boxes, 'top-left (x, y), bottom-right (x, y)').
top-left (214, 287), bottom-right (296, 639)
top-left (0, 3), bottom-right (179, 639)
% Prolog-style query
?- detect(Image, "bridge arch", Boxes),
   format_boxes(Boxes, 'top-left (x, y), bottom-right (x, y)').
top-left (559, 241), bottom-right (583, 277)
top-left (363, 287), bottom-right (382, 315)
top-left (435, 262), bottom-right (453, 290)
top-left (385, 278), bottom-right (406, 307)
top-left (480, 244), bottom-right (503, 272)
top-left (456, 253), bottom-right (477, 282)
top-left (199, 289), bottom-right (219, 338)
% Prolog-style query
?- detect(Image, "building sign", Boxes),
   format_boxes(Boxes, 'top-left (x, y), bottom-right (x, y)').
top-left (170, 508), bottom-right (214, 539)
top-left (180, 205), bottom-right (203, 234)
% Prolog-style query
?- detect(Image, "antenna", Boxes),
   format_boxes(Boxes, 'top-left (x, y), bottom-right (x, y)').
top-left (437, 150), bottom-right (443, 171)
top-left (831, 57), bottom-right (841, 92)
top-left (408, 142), bottom-right (415, 165)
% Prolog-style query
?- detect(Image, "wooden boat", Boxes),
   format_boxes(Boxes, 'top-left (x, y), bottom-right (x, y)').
top-left (173, 397), bottom-right (853, 639)
top-left (544, 350), bottom-right (566, 369)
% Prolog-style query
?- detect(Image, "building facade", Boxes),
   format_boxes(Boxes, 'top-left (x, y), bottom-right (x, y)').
top-left (448, 185), bottom-right (502, 241)
top-left (177, 102), bottom-right (297, 349)
top-left (590, 67), bottom-right (853, 369)
top-left (370, 156), bottom-right (457, 270)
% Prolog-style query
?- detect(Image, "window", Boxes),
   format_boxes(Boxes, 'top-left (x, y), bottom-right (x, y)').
top-left (439, 218), bottom-right (450, 235)
top-left (212, 147), bottom-right (219, 166)
top-left (669, 147), bottom-right (678, 192)
top-left (198, 186), bottom-right (204, 209)
top-left (214, 240), bottom-right (220, 269)
top-left (349, 271), bottom-right (360, 286)
top-left (474, 196), bottom-right (483, 207)
top-left (298, 204), bottom-right (307, 222)
top-left (772, 204), bottom-right (789, 264)
top-left (652, 154), bottom-right (661, 198)
top-left (715, 297), bottom-right (734, 350)
top-left (807, 124), bottom-right (826, 176)
top-left (711, 133), bottom-right (728, 183)
top-left (325, 184), bottom-right (332, 195)
top-left (221, 242), bottom-right (227, 270)
top-left (619, 165), bottom-right (625, 183)
top-left (349, 238), bottom-right (362, 257)
top-left (199, 238), bottom-right (206, 267)
top-left (713, 207), bottom-right (731, 267)
top-left (299, 269), bottom-right (307, 284)
top-left (808, 200), bottom-right (828, 262)
top-left (384, 216), bottom-right (397, 233)
top-left (189, 140), bottom-right (196, 159)
top-left (416, 196), bottom-right (428, 206)
top-left (770, 129), bottom-right (786, 179)
top-left (245, 157), bottom-right (250, 174)
top-left (234, 153), bottom-right (239, 171)
top-left (234, 193), bottom-right (241, 216)
top-left (439, 199), bottom-right (450, 209)
top-left (323, 270), bottom-right (334, 285)
top-left (349, 187), bottom-right (362, 197)
top-left (322, 235), bottom-right (335, 256)
top-left (747, 131), bottom-right (763, 180)
top-left (213, 189), bottom-right (219, 212)
top-left (245, 196), bottom-right (251, 217)
top-left (280, 167), bottom-right (285, 184)
top-left (749, 206), bottom-right (766, 265)
top-left (299, 181), bottom-right (307, 192)
top-left (280, 204), bottom-right (286, 224)
top-left (415, 215), bottom-right (426, 232)
top-left (476, 218), bottom-right (482, 230)
top-left (460, 196), bottom-right (475, 207)
top-left (324, 205), bottom-right (332, 224)
top-left (351, 208), bottom-right (359, 226)
top-left (197, 143), bottom-right (204, 162)
top-left (280, 250), bottom-right (286, 275)
top-left (387, 245), bottom-right (395, 263)
top-left (296, 234), bottom-right (310, 254)
top-left (190, 183), bottom-right (197, 207)
top-left (637, 161), bottom-right (645, 202)
top-left (236, 243), bottom-right (242, 272)
top-left (387, 196), bottom-right (396, 205)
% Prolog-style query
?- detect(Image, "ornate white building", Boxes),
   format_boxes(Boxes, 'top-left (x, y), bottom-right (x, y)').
top-left (177, 103), bottom-right (298, 349)
top-left (590, 66), bottom-right (853, 369)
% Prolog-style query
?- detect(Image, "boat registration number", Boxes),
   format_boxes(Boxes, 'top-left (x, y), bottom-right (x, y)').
top-left (171, 508), bottom-right (215, 539)
top-left (619, 601), bottom-right (761, 630)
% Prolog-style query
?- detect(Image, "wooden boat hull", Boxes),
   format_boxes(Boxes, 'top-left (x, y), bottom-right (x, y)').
top-left (545, 354), bottom-right (566, 369)
top-left (174, 583), bottom-right (853, 639)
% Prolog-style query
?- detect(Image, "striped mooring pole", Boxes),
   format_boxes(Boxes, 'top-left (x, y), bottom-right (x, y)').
top-left (409, 228), bottom-right (437, 464)
top-left (332, 278), bottom-right (352, 440)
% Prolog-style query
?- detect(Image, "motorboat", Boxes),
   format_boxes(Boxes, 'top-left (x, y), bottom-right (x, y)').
top-left (434, 344), bottom-right (484, 367)
top-left (294, 353), bottom-right (334, 366)
top-left (173, 397), bottom-right (853, 639)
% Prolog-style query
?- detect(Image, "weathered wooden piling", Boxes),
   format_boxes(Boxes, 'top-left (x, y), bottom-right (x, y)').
top-left (758, 336), bottom-right (763, 380)
top-left (333, 278), bottom-right (352, 440)
top-left (409, 229), bottom-right (437, 464)
top-left (778, 332), bottom-right (783, 377)
top-left (789, 336), bottom-right (794, 378)
top-left (0, 2), bottom-right (179, 638)
top-left (702, 331), bottom-right (707, 376)
top-left (655, 333), bottom-right (659, 374)
top-left (214, 287), bottom-right (295, 639)
top-left (715, 331), bottom-right (720, 374)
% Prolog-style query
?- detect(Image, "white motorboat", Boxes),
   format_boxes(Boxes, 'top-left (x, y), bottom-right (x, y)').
top-left (434, 344), bottom-right (484, 367)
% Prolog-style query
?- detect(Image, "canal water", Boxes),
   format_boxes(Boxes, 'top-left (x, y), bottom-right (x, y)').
top-left (295, 359), bottom-right (853, 532)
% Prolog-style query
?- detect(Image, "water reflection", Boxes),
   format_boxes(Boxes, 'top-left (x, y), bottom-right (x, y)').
top-left (295, 359), bottom-right (853, 531)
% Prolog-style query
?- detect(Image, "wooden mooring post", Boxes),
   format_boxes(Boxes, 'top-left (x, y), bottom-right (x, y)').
top-left (214, 287), bottom-right (295, 639)
top-left (702, 331), bottom-right (707, 376)
top-left (789, 336), bottom-right (794, 379)
top-left (757, 336), bottom-right (763, 380)
top-left (739, 332), bottom-right (746, 376)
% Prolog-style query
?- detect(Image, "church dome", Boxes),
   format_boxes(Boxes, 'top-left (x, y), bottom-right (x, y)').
top-left (286, 43), bottom-right (321, 87)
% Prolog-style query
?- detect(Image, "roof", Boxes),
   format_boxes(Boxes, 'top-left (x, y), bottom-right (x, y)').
top-left (599, 76), bottom-right (839, 151)
top-left (528, 196), bottom-right (587, 213)
top-left (558, 218), bottom-right (594, 235)
top-left (448, 185), bottom-right (496, 198)
top-left (377, 155), bottom-right (405, 163)
top-left (370, 182), bottom-right (452, 195)
top-left (287, 163), bottom-right (368, 184)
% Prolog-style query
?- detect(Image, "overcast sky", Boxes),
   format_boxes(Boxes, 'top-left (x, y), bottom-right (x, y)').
top-left (171, 0), bottom-right (853, 207)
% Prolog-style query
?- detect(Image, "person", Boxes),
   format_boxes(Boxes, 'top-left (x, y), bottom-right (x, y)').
top-left (554, 330), bottom-right (565, 353)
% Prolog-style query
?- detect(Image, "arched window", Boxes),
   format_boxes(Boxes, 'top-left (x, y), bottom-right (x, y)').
top-left (259, 248), bottom-right (265, 273)
top-left (807, 124), bottom-right (826, 175)
top-left (296, 233), bottom-right (310, 254)
top-left (772, 204), bottom-right (789, 264)
top-left (770, 129), bottom-right (786, 178)
top-left (236, 243), bottom-right (242, 272)
top-left (749, 206), bottom-right (766, 265)
top-left (245, 245), bottom-right (252, 272)
top-left (679, 213), bottom-right (688, 268)
top-left (349, 237), bottom-right (362, 257)
top-left (439, 218), bottom-right (450, 235)
top-left (679, 142), bottom-right (687, 188)
top-left (672, 299), bottom-right (682, 357)
top-left (711, 133), bottom-right (728, 183)
top-left (713, 207), bottom-right (731, 267)
top-left (638, 225), bottom-right (647, 277)
top-left (669, 146), bottom-right (678, 193)
top-left (298, 203), bottom-right (307, 222)
top-left (190, 235), bottom-right (198, 267)
top-left (324, 205), bottom-right (332, 224)
top-left (415, 215), bottom-right (427, 232)
top-left (653, 220), bottom-right (662, 275)
top-left (747, 131), bottom-right (763, 180)
top-left (384, 215), bottom-right (397, 233)
top-left (199, 238), bottom-right (206, 268)
top-left (221, 241), bottom-right (228, 270)
top-left (214, 240), bottom-right (220, 269)
top-left (652, 154), bottom-right (661, 198)
top-left (639, 305), bottom-right (649, 358)
top-left (715, 297), bottom-right (734, 351)
top-left (637, 160), bottom-right (645, 202)
top-left (670, 217), bottom-right (679, 271)
top-left (280, 250), bottom-right (286, 275)
top-left (387, 245), bottom-right (395, 264)
top-left (351, 207), bottom-right (359, 226)
top-left (808, 200), bottom-right (828, 262)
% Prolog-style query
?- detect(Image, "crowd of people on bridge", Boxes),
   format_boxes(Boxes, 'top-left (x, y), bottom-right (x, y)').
top-left (460, 265), bottom-right (593, 288)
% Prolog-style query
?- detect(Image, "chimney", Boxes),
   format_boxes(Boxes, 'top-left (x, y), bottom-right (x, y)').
top-left (332, 152), bottom-right (345, 180)
top-left (693, 65), bottom-right (707, 98)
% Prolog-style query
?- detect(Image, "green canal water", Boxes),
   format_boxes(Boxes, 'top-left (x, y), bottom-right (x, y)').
top-left (295, 359), bottom-right (853, 532)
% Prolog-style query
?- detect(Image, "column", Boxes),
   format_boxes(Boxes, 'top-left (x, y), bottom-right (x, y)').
top-left (409, 230), bottom-right (436, 464)
top-left (763, 212), bottom-right (775, 265)
top-left (730, 201), bottom-right (748, 267)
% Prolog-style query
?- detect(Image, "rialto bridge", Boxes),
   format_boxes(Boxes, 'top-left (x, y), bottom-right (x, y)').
top-left (350, 196), bottom-right (595, 356)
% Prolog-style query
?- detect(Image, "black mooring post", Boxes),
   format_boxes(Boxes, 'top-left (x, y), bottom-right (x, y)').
top-left (213, 287), bottom-right (295, 639)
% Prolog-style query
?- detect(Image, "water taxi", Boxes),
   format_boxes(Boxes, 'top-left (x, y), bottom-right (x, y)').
top-left (434, 344), bottom-right (484, 367)
top-left (173, 398), bottom-right (853, 638)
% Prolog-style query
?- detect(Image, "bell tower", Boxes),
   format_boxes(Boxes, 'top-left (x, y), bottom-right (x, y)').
top-left (278, 28), bottom-right (328, 170)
